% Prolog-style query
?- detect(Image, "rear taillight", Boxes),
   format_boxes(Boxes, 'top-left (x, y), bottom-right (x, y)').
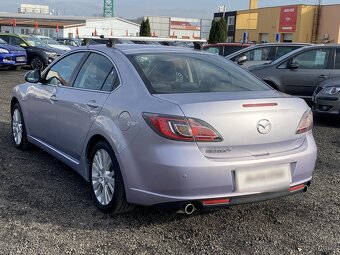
top-left (143, 113), bottom-right (223, 142)
top-left (296, 109), bottom-right (313, 134)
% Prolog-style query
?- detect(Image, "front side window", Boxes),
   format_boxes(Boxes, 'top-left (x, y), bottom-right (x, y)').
top-left (73, 53), bottom-right (115, 91)
top-left (129, 53), bottom-right (269, 94)
top-left (291, 49), bottom-right (330, 69)
top-left (45, 52), bottom-right (85, 86)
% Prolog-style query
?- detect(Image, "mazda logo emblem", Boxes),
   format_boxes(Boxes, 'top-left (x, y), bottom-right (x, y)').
top-left (257, 119), bottom-right (272, 134)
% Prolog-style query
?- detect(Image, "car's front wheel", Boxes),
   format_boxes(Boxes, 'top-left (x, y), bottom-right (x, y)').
top-left (11, 103), bottom-right (30, 150)
top-left (30, 56), bottom-right (44, 70)
top-left (90, 140), bottom-right (135, 214)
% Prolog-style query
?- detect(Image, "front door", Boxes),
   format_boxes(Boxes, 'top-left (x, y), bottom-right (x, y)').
top-left (282, 48), bottom-right (332, 98)
top-left (44, 52), bottom-right (117, 161)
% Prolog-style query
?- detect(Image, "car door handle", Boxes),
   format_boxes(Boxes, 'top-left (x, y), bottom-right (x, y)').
top-left (87, 101), bottom-right (99, 108)
top-left (318, 75), bottom-right (328, 79)
top-left (50, 94), bottom-right (58, 102)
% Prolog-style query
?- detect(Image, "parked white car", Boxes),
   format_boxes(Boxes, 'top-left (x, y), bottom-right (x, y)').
top-left (35, 35), bottom-right (71, 52)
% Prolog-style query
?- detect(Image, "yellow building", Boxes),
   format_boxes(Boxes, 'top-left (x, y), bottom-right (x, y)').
top-left (234, 4), bottom-right (318, 43)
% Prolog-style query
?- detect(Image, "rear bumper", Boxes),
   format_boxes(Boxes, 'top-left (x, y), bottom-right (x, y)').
top-left (154, 181), bottom-right (311, 210)
top-left (119, 132), bottom-right (317, 206)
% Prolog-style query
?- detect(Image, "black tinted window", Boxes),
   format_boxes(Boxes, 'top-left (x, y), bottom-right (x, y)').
top-left (130, 53), bottom-right (269, 94)
top-left (0, 35), bottom-right (10, 43)
top-left (223, 46), bottom-right (246, 56)
top-left (335, 49), bottom-right (340, 69)
top-left (73, 53), bottom-right (114, 91)
top-left (11, 37), bottom-right (26, 46)
top-left (45, 52), bottom-right (85, 86)
top-left (276, 46), bottom-right (300, 58)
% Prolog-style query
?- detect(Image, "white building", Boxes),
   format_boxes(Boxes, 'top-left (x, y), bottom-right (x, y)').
top-left (63, 18), bottom-right (140, 38)
top-left (145, 16), bottom-right (212, 40)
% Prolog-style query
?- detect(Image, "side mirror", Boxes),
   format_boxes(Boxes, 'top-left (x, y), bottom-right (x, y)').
top-left (237, 55), bottom-right (247, 65)
top-left (20, 43), bottom-right (28, 48)
top-left (25, 70), bottom-right (41, 83)
top-left (289, 62), bottom-right (299, 69)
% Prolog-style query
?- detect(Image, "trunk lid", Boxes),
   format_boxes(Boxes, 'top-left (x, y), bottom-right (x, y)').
top-left (154, 91), bottom-right (308, 159)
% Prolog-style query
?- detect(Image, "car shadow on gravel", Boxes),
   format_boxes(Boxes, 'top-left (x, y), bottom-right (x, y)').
top-left (314, 114), bottom-right (340, 128)
top-left (0, 120), bottom-right (318, 233)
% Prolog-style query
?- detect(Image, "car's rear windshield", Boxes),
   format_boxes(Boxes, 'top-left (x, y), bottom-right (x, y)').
top-left (128, 53), bottom-right (269, 94)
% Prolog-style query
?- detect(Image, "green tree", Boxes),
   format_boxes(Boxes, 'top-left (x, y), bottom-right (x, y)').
top-left (208, 19), bottom-right (217, 44)
top-left (209, 19), bottom-right (227, 44)
top-left (216, 19), bottom-right (227, 43)
top-left (140, 18), bottom-right (151, 37)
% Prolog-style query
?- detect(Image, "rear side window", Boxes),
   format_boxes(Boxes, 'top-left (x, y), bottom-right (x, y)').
top-left (129, 53), bottom-right (269, 94)
top-left (73, 53), bottom-right (117, 91)
top-left (244, 47), bottom-right (272, 61)
top-left (45, 52), bottom-right (85, 86)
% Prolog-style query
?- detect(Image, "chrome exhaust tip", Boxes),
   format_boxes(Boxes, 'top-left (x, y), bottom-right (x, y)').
top-left (176, 203), bottom-right (196, 215)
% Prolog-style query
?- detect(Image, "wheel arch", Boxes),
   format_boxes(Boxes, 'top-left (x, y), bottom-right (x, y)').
top-left (10, 97), bottom-right (20, 112)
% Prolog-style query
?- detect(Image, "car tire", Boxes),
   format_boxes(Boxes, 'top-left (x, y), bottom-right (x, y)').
top-left (11, 103), bottom-right (30, 150)
top-left (89, 140), bottom-right (135, 214)
top-left (30, 56), bottom-right (44, 70)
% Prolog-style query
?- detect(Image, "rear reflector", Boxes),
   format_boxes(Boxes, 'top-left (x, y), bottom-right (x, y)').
top-left (243, 103), bottom-right (278, 108)
top-left (289, 184), bottom-right (305, 192)
top-left (202, 198), bottom-right (231, 205)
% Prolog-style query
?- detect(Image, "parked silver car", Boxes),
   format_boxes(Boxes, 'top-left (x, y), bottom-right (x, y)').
top-left (11, 44), bottom-right (317, 214)
top-left (248, 45), bottom-right (340, 99)
top-left (226, 43), bottom-right (311, 68)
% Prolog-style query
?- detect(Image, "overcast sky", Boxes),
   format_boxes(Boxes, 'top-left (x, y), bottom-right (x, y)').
top-left (1, 0), bottom-right (339, 19)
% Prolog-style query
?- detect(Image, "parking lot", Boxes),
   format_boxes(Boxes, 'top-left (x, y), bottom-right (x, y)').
top-left (0, 69), bottom-right (339, 254)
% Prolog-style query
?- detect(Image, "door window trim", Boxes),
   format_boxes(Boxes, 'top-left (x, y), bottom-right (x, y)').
top-left (42, 49), bottom-right (122, 93)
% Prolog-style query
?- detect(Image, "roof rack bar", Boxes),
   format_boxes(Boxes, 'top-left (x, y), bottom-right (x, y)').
top-left (82, 35), bottom-right (206, 49)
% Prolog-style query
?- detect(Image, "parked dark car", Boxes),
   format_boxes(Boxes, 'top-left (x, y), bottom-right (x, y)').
top-left (203, 43), bottom-right (252, 57)
top-left (313, 77), bottom-right (340, 116)
top-left (226, 43), bottom-right (311, 67)
top-left (0, 34), bottom-right (63, 70)
top-left (248, 45), bottom-right (340, 99)
top-left (0, 38), bottom-right (27, 70)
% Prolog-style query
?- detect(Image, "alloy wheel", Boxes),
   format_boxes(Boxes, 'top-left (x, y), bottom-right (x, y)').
top-left (12, 109), bottom-right (23, 145)
top-left (91, 149), bottom-right (115, 205)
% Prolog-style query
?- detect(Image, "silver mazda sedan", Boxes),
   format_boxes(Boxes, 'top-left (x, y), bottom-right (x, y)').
top-left (11, 44), bottom-right (317, 215)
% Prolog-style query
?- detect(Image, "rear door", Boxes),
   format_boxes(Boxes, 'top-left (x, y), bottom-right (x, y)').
top-left (282, 48), bottom-right (332, 98)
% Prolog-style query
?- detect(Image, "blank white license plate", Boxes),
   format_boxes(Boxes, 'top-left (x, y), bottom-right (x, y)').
top-left (236, 164), bottom-right (291, 193)
top-left (16, 57), bottom-right (26, 62)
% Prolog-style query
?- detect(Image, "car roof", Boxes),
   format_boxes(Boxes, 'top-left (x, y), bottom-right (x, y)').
top-left (204, 43), bottom-right (252, 47)
top-left (226, 42), bottom-right (313, 59)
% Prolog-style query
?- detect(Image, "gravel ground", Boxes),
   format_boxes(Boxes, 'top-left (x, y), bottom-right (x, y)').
top-left (0, 69), bottom-right (339, 255)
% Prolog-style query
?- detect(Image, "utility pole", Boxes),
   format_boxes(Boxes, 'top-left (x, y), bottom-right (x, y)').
top-left (103, 0), bottom-right (114, 17)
